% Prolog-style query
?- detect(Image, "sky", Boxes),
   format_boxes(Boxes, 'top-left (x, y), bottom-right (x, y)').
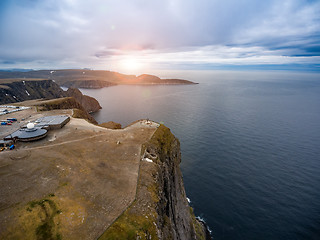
top-left (0, 0), bottom-right (320, 73)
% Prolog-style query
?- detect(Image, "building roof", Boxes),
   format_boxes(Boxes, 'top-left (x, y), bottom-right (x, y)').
top-left (6, 127), bottom-right (47, 141)
top-left (34, 115), bottom-right (69, 128)
top-left (3, 115), bottom-right (69, 142)
top-left (0, 139), bottom-right (13, 145)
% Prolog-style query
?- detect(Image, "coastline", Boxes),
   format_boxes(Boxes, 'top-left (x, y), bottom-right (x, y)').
top-left (0, 69), bottom-right (197, 90)
top-left (196, 217), bottom-right (213, 240)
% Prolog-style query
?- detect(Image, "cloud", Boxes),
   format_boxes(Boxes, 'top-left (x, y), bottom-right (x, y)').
top-left (106, 45), bottom-right (320, 66)
top-left (0, 0), bottom-right (319, 70)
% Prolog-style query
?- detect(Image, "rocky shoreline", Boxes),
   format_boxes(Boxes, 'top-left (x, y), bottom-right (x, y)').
top-left (196, 217), bottom-right (213, 240)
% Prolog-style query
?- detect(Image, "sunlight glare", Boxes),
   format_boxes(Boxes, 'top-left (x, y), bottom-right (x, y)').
top-left (119, 57), bottom-right (143, 73)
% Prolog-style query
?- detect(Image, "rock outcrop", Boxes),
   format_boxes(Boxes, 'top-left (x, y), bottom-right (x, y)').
top-left (98, 121), bottom-right (122, 129)
top-left (65, 87), bottom-right (101, 113)
top-left (0, 79), bottom-right (65, 104)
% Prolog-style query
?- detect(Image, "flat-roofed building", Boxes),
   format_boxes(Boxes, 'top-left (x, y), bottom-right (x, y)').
top-left (4, 115), bottom-right (70, 142)
top-left (33, 115), bottom-right (70, 129)
top-left (5, 127), bottom-right (48, 142)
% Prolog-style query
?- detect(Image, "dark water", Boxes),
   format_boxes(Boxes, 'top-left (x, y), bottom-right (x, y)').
top-left (80, 71), bottom-right (320, 240)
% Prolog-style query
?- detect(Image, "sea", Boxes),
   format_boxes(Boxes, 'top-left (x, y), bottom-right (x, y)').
top-left (79, 70), bottom-right (320, 240)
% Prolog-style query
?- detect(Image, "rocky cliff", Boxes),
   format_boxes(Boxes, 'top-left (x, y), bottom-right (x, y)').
top-left (65, 87), bottom-right (101, 113)
top-left (0, 79), bottom-right (65, 104)
top-left (99, 124), bottom-right (211, 240)
top-left (145, 125), bottom-right (210, 240)
top-left (0, 80), bottom-right (101, 116)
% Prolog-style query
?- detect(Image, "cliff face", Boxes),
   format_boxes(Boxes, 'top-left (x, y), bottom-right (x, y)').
top-left (145, 125), bottom-right (209, 240)
top-left (65, 87), bottom-right (101, 113)
top-left (100, 124), bottom-right (210, 240)
top-left (0, 79), bottom-right (65, 104)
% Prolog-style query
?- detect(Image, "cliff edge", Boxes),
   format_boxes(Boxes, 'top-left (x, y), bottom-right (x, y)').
top-left (99, 124), bottom-right (210, 240)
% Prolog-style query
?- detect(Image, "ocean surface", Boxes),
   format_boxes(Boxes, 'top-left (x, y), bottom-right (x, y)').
top-left (79, 70), bottom-right (320, 240)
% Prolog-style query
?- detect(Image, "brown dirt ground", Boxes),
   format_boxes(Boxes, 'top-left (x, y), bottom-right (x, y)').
top-left (0, 102), bottom-right (159, 240)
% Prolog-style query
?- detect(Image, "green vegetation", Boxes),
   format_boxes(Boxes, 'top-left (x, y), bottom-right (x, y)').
top-left (189, 207), bottom-right (207, 240)
top-left (148, 124), bottom-right (177, 161)
top-left (3, 194), bottom-right (63, 240)
top-left (99, 159), bottom-right (160, 239)
top-left (26, 196), bottom-right (62, 240)
top-left (38, 97), bottom-right (79, 111)
top-left (98, 206), bottom-right (158, 240)
top-left (98, 127), bottom-right (166, 240)
top-left (147, 182), bottom-right (160, 203)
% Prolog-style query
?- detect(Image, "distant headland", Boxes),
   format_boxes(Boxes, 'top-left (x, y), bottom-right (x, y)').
top-left (0, 69), bottom-right (197, 89)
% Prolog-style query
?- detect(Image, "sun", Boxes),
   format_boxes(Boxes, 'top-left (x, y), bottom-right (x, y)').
top-left (119, 57), bottom-right (144, 73)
